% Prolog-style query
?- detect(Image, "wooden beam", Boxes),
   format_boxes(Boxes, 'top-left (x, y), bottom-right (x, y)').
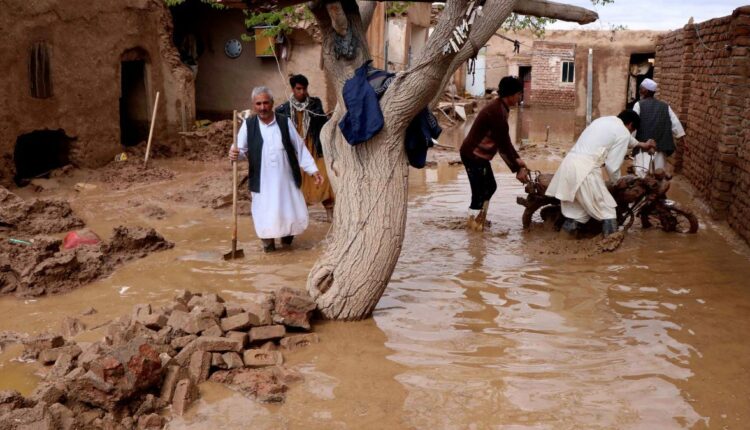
top-left (223, 0), bottom-right (598, 24)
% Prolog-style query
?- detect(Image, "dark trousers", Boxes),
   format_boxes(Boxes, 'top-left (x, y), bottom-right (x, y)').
top-left (462, 155), bottom-right (497, 210)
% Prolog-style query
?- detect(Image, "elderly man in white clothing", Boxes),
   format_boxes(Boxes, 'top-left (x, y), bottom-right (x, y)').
top-left (632, 78), bottom-right (686, 177)
top-left (546, 110), bottom-right (655, 237)
top-left (229, 86), bottom-right (323, 252)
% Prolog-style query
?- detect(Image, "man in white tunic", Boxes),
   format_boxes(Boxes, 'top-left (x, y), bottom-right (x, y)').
top-left (546, 110), bottom-right (654, 236)
top-left (632, 78), bottom-right (686, 177)
top-left (229, 87), bottom-right (323, 252)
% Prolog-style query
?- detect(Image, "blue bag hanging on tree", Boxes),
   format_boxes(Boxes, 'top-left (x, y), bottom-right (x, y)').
top-left (339, 61), bottom-right (384, 145)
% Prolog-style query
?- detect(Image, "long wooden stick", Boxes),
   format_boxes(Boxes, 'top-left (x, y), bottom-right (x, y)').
top-left (231, 110), bottom-right (239, 258)
top-left (143, 91), bottom-right (160, 168)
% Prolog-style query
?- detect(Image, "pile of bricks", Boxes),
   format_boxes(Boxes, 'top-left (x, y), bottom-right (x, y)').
top-left (654, 6), bottom-right (750, 243)
top-left (0, 288), bottom-right (319, 429)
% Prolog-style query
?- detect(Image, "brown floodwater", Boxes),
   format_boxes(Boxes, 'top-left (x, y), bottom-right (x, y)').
top-left (1, 150), bottom-right (749, 429)
top-left (516, 106), bottom-right (577, 145)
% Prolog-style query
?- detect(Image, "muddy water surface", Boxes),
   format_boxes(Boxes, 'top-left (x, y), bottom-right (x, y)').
top-left (1, 156), bottom-right (749, 429)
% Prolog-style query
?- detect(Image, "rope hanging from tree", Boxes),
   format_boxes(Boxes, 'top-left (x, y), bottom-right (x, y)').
top-left (467, 56), bottom-right (476, 85)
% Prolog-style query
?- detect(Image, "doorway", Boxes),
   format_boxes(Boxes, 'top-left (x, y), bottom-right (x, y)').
top-left (519, 66), bottom-right (532, 105)
top-left (627, 53), bottom-right (655, 109)
top-left (120, 58), bottom-right (149, 146)
top-left (14, 129), bottom-right (73, 185)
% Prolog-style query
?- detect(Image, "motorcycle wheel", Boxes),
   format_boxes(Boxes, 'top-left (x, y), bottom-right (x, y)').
top-left (522, 201), bottom-right (548, 229)
top-left (648, 205), bottom-right (699, 234)
top-left (540, 205), bottom-right (563, 229)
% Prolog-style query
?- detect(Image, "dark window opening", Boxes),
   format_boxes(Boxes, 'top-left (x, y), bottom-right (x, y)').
top-left (14, 130), bottom-right (73, 186)
top-left (120, 58), bottom-right (150, 146)
top-left (30, 41), bottom-right (52, 98)
top-left (561, 61), bottom-right (574, 83)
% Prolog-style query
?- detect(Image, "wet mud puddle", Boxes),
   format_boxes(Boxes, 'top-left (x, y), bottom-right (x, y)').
top-left (2, 159), bottom-right (750, 429)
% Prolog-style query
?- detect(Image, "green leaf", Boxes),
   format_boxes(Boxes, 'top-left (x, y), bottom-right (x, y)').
top-left (163, 0), bottom-right (225, 9)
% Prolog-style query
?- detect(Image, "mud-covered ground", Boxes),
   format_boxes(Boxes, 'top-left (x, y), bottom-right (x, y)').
top-left (1, 116), bottom-right (749, 428)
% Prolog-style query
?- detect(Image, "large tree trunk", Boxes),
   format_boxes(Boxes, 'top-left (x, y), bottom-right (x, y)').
top-left (305, 1), bottom-right (410, 319)
top-left (305, 0), bottom-right (596, 320)
top-left (306, 0), bottom-right (496, 320)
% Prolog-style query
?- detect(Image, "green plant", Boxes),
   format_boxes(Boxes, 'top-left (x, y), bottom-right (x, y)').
top-left (502, 0), bottom-right (615, 37)
top-left (502, 15), bottom-right (556, 37)
top-left (163, 0), bottom-right (224, 9)
top-left (244, 5), bottom-right (314, 41)
top-left (387, 1), bottom-right (412, 17)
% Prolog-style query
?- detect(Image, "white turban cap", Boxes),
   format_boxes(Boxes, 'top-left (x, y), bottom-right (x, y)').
top-left (640, 78), bottom-right (657, 92)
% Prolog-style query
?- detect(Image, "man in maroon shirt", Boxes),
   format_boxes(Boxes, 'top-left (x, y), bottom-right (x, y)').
top-left (460, 76), bottom-right (529, 231)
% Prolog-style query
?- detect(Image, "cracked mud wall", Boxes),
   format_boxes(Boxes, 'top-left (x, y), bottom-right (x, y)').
top-left (0, 0), bottom-right (195, 186)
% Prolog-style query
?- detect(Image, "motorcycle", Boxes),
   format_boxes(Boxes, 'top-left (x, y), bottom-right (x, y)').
top-left (516, 166), bottom-right (699, 234)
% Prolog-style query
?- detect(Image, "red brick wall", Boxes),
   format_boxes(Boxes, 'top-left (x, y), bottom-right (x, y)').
top-left (530, 42), bottom-right (576, 109)
top-left (654, 6), bottom-right (750, 243)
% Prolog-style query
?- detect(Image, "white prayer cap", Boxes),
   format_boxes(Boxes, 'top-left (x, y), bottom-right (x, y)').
top-left (640, 78), bottom-right (657, 92)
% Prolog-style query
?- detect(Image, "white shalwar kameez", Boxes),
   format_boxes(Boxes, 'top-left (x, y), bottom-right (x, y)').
top-left (546, 116), bottom-right (639, 223)
top-left (632, 101), bottom-right (685, 177)
top-left (236, 115), bottom-right (318, 239)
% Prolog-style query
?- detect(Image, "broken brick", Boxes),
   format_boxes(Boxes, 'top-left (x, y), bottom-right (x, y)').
top-left (220, 312), bottom-right (256, 332)
top-left (243, 349), bottom-right (283, 368)
top-left (195, 336), bottom-right (242, 353)
top-left (188, 350), bottom-right (211, 383)
top-left (39, 344), bottom-right (82, 365)
top-left (225, 331), bottom-right (248, 349)
top-left (280, 333), bottom-right (320, 351)
top-left (171, 378), bottom-right (198, 416)
top-left (248, 325), bottom-right (286, 343)
top-left (221, 352), bottom-right (244, 370)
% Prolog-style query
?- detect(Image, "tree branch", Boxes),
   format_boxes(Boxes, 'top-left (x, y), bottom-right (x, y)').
top-left (357, 1), bottom-right (377, 30)
top-left (513, 0), bottom-right (598, 24)
top-left (231, 0), bottom-right (597, 24)
top-left (384, 0), bottom-right (522, 128)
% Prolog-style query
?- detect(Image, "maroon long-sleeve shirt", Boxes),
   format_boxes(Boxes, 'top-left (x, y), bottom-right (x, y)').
top-left (460, 98), bottom-right (521, 172)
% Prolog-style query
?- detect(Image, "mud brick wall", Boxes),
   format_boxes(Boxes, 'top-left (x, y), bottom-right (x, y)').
top-left (654, 7), bottom-right (750, 243)
top-left (0, 0), bottom-right (195, 186)
top-left (530, 42), bottom-right (576, 109)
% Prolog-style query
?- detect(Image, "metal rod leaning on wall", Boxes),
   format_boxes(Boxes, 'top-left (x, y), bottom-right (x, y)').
top-left (586, 49), bottom-right (593, 125)
top-left (144, 91), bottom-right (161, 169)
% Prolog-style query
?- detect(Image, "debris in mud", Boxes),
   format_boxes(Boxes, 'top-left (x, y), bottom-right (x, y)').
top-left (106, 226), bottom-right (173, 259)
top-left (0, 226), bottom-right (173, 297)
top-left (517, 142), bottom-right (566, 160)
top-left (97, 161), bottom-right (175, 191)
top-left (425, 217), bottom-right (509, 237)
top-left (143, 205), bottom-right (167, 220)
top-left (523, 228), bottom-right (628, 258)
top-left (165, 171), bottom-right (250, 210)
top-left (176, 120), bottom-right (234, 162)
top-left (62, 228), bottom-right (102, 250)
top-left (80, 307), bottom-right (98, 316)
top-left (0, 186), bottom-right (84, 235)
top-left (1, 289), bottom-right (320, 429)
top-left (0, 331), bottom-right (28, 353)
top-left (598, 231), bottom-right (626, 252)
